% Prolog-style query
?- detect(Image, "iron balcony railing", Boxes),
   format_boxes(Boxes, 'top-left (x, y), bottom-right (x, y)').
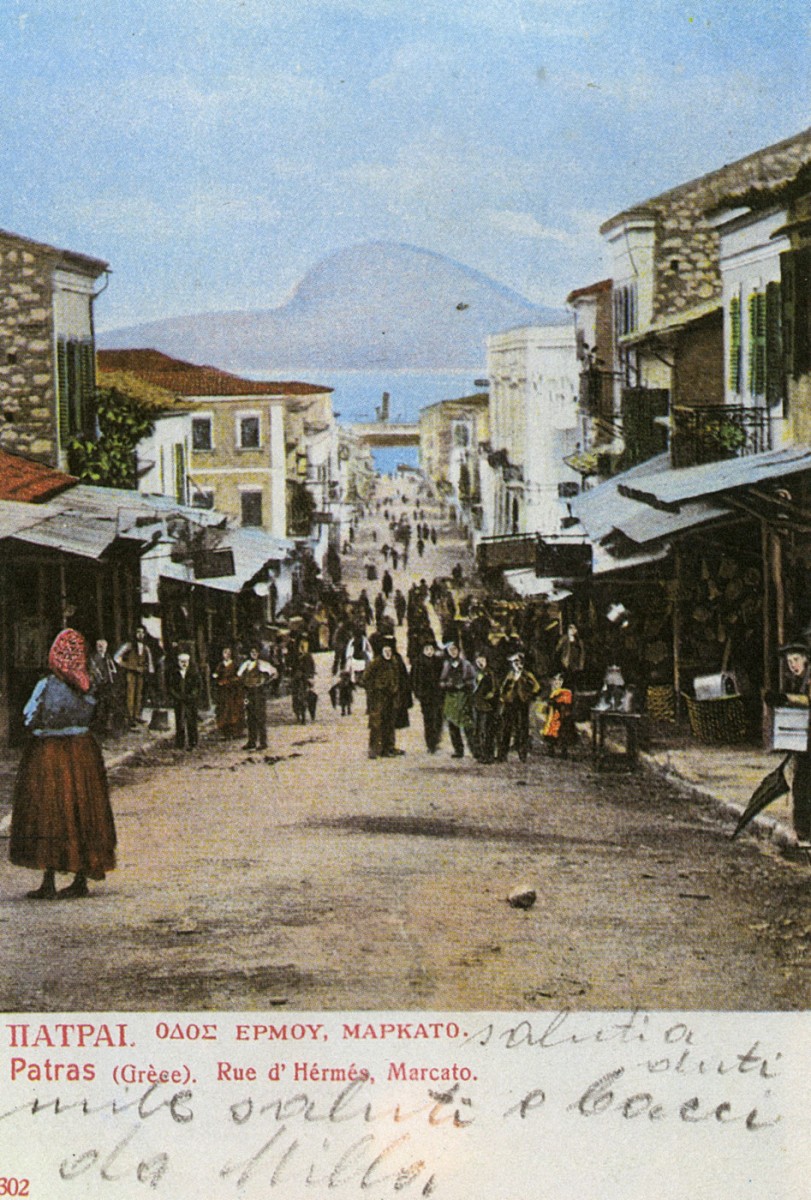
top-left (670, 404), bottom-right (773, 469)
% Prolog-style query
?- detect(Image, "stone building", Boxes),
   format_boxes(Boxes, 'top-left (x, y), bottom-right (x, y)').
top-left (599, 127), bottom-right (811, 472)
top-left (0, 227), bottom-right (108, 468)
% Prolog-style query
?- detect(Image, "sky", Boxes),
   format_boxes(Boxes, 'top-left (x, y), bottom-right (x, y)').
top-left (1, 0), bottom-right (809, 332)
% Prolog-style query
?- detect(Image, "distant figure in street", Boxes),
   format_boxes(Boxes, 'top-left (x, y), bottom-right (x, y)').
top-left (472, 650), bottom-right (498, 764)
top-left (374, 591), bottom-right (386, 627)
top-left (88, 637), bottom-right (119, 735)
top-left (381, 543), bottom-right (391, 562)
top-left (439, 641), bottom-right (475, 758)
top-left (114, 626), bottom-right (154, 725)
top-left (555, 623), bottom-right (586, 687)
top-left (391, 548), bottom-right (399, 570)
top-left (212, 645), bottom-right (244, 739)
top-left (168, 647), bottom-right (201, 750)
top-left (497, 652), bottom-right (541, 762)
top-left (238, 644), bottom-right (276, 749)
top-left (541, 671), bottom-right (575, 758)
top-left (358, 589), bottom-right (373, 626)
top-left (382, 569), bottom-right (393, 599)
top-left (430, 526), bottom-right (437, 545)
top-left (361, 636), bottom-right (403, 758)
top-left (411, 639), bottom-right (444, 753)
top-left (10, 629), bottom-right (116, 900)
top-left (329, 670), bottom-right (355, 716)
top-left (343, 626), bottom-right (373, 684)
top-left (394, 589), bottom-right (407, 626)
top-left (417, 537), bottom-right (425, 557)
top-left (290, 639), bottom-right (317, 723)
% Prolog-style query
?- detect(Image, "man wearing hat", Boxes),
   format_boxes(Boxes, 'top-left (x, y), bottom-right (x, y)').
top-left (238, 644), bottom-right (277, 750)
top-left (497, 651), bottom-right (541, 762)
top-left (777, 637), bottom-right (811, 842)
top-left (439, 641), bottom-right (476, 758)
top-left (361, 635), bottom-right (403, 758)
top-left (167, 645), bottom-right (202, 751)
top-left (411, 638), bottom-right (444, 753)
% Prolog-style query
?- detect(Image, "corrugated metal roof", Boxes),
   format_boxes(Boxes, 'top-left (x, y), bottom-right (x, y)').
top-left (156, 526), bottom-right (296, 594)
top-left (592, 542), bottom-right (671, 576)
top-left (620, 444), bottom-right (811, 510)
top-left (0, 500), bottom-right (53, 539)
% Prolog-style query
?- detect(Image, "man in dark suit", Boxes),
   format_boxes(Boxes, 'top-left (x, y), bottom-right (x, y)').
top-left (168, 649), bottom-right (201, 750)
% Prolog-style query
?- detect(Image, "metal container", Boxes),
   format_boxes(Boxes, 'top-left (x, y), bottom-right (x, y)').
top-left (693, 672), bottom-right (737, 701)
top-left (772, 705), bottom-right (810, 752)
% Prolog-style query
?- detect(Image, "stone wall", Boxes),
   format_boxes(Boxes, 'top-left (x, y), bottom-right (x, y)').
top-left (0, 236), bottom-right (57, 466)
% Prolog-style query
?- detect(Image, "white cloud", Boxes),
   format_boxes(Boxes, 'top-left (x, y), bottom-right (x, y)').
top-left (70, 189), bottom-right (281, 242)
top-left (486, 209), bottom-right (578, 246)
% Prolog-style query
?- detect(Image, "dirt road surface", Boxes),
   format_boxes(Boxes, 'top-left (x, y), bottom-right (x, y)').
top-left (1, 480), bottom-right (809, 1012)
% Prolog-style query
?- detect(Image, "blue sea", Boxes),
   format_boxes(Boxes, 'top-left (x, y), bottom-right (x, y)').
top-left (240, 367), bottom-right (487, 474)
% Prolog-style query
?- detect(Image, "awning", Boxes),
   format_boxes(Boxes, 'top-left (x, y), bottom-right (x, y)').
top-left (618, 444), bottom-right (811, 511)
top-left (591, 541), bottom-right (671, 576)
top-left (503, 569), bottom-right (572, 601)
top-left (570, 455), bottom-right (730, 546)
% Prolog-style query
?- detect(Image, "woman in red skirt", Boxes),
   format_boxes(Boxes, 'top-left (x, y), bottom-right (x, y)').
top-left (10, 629), bottom-right (117, 900)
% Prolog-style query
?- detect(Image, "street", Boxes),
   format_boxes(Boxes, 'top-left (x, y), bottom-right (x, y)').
top-left (0, 480), bottom-right (809, 1013)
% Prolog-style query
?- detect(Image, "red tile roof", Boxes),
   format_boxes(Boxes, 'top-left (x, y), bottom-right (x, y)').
top-left (0, 450), bottom-right (77, 502)
top-left (98, 349), bottom-right (332, 397)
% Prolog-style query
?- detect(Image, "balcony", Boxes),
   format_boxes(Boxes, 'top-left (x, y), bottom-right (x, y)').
top-left (670, 405), bottom-right (772, 469)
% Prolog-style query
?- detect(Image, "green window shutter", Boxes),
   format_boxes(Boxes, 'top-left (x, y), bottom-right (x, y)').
top-left (781, 251), bottom-right (796, 380)
top-left (765, 282), bottom-right (783, 409)
top-left (748, 293), bottom-right (767, 396)
top-left (729, 295), bottom-right (741, 393)
top-left (78, 340), bottom-right (96, 437)
top-left (56, 337), bottom-right (70, 448)
top-left (174, 443), bottom-right (186, 504)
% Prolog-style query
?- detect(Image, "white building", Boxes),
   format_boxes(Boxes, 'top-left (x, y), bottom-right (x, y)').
top-left (484, 322), bottom-right (581, 538)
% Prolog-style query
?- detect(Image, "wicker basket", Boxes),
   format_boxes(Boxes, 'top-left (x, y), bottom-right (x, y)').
top-left (646, 684), bottom-right (676, 722)
top-left (681, 693), bottom-right (747, 744)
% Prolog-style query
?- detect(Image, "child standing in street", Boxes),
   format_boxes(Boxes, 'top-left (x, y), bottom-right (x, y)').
top-left (542, 671), bottom-right (576, 758)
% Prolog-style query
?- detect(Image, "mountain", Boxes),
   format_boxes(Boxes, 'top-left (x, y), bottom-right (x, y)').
top-left (98, 241), bottom-right (569, 371)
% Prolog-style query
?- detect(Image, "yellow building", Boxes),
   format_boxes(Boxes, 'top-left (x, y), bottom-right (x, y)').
top-left (419, 393), bottom-right (489, 523)
top-left (98, 350), bottom-right (333, 539)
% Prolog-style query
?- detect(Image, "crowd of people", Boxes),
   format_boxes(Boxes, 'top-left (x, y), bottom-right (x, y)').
top-left (6, 477), bottom-right (586, 901)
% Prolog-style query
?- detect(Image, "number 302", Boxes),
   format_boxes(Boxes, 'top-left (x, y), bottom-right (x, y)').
top-left (0, 1180), bottom-right (29, 1197)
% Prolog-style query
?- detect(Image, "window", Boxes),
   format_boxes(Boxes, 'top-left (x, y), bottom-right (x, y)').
top-left (238, 416), bottom-right (260, 448)
top-left (192, 417), bottom-right (212, 450)
top-left (613, 283), bottom-right (638, 337)
top-left (191, 488), bottom-right (215, 509)
top-left (240, 490), bottom-right (263, 527)
top-left (57, 337), bottom-right (96, 448)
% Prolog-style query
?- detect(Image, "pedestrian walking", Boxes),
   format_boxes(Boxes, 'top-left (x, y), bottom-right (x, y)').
top-left (417, 537), bottom-right (425, 557)
top-left (212, 645), bottom-right (245, 738)
top-left (381, 543), bottom-right (390, 561)
top-left (9, 628), bottom-right (116, 900)
top-left (114, 626), bottom-right (154, 725)
top-left (394, 589), bottom-right (407, 626)
top-left (472, 650), bottom-right (498, 763)
top-left (168, 647), bottom-right (201, 750)
top-left (343, 626), bottom-right (373, 684)
top-left (411, 639), bottom-right (444, 753)
top-left (439, 641), bottom-right (475, 758)
top-left (329, 670), bottom-right (355, 715)
top-left (382, 569), bottom-right (393, 599)
top-left (88, 636), bottom-right (120, 735)
top-left (238, 645), bottom-right (276, 749)
top-left (391, 548), bottom-right (399, 570)
top-left (430, 526), bottom-right (437, 545)
top-left (497, 652), bottom-right (541, 762)
top-left (290, 638), bottom-right (317, 723)
top-left (361, 636), bottom-right (403, 758)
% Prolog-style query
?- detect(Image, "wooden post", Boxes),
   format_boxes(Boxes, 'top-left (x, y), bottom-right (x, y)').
top-left (672, 545), bottom-right (682, 723)
top-left (762, 520), bottom-right (773, 749)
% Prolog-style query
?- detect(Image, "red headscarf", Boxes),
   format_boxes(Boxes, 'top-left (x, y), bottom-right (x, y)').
top-left (48, 628), bottom-right (92, 694)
